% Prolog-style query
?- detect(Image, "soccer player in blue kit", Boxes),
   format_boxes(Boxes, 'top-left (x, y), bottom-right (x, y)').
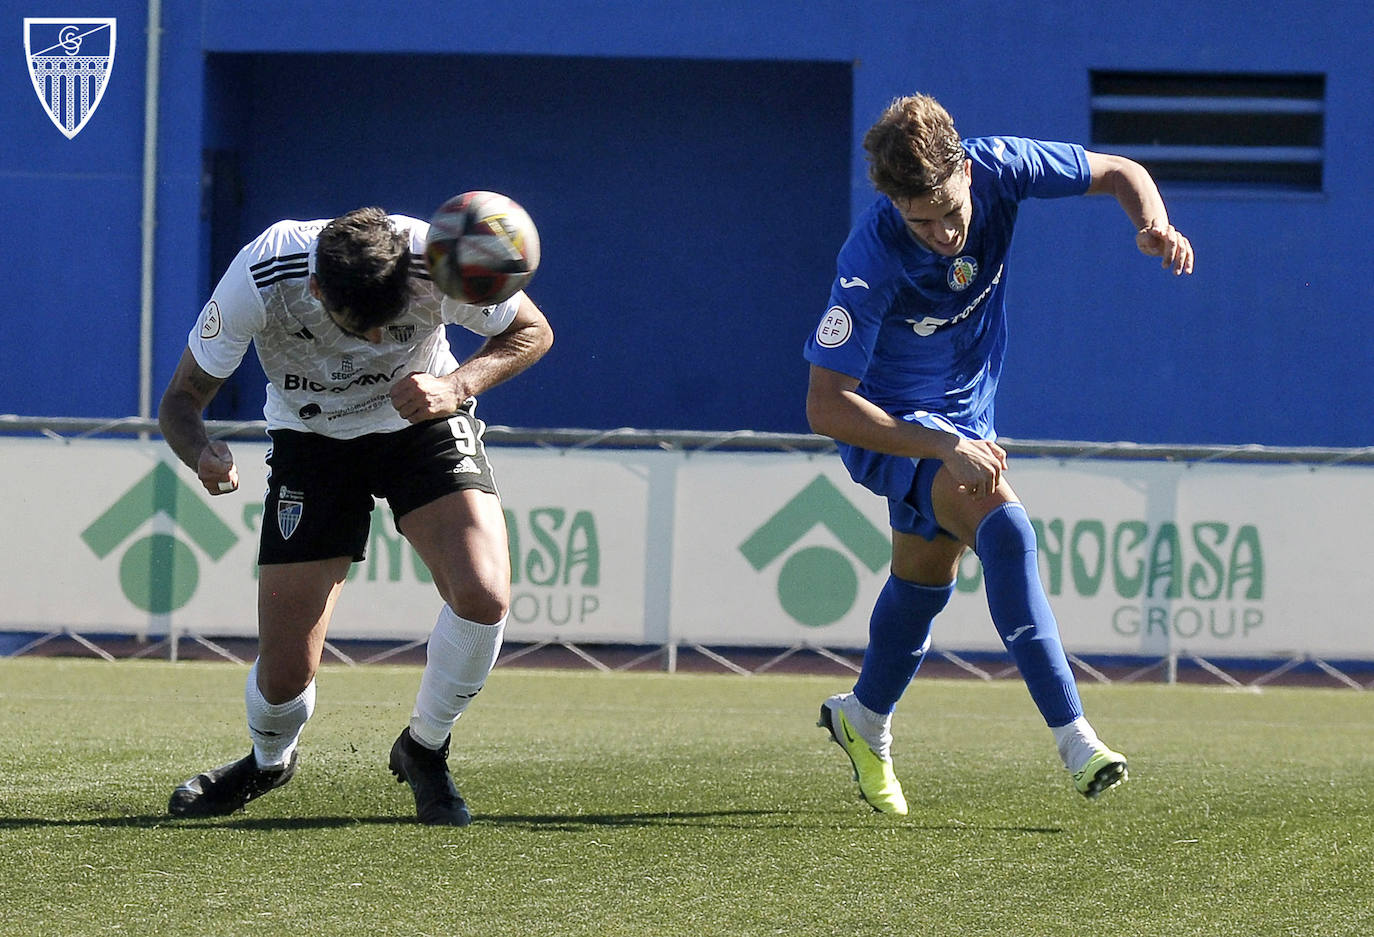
top-left (807, 94), bottom-right (1193, 814)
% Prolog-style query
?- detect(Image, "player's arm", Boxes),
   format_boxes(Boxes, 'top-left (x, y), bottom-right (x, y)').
top-left (1084, 151), bottom-right (1194, 276)
top-left (806, 364), bottom-right (1007, 498)
top-left (158, 347), bottom-right (239, 495)
top-left (390, 292), bottom-right (554, 423)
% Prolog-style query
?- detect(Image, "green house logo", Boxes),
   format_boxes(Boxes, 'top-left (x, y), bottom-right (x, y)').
top-left (81, 463), bottom-right (239, 613)
top-left (738, 475), bottom-right (888, 627)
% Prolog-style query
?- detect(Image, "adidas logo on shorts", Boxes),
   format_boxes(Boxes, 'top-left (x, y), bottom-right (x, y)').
top-left (452, 457), bottom-right (480, 475)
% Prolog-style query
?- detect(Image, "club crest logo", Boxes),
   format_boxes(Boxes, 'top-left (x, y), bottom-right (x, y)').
top-left (277, 500), bottom-right (303, 540)
top-left (277, 485), bottom-right (305, 540)
top-left (24, 18), bottom-right (117, 140)
top-left (947, 256), bottom-right (978, 291)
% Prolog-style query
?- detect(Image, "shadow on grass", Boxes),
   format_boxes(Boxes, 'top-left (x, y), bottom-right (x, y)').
top-left (0, 809), bottom-right (1063, 834)
top-left (0, 814), bottom-right (409, 830)
top-left (479, 811), bottom-right (1064, 834)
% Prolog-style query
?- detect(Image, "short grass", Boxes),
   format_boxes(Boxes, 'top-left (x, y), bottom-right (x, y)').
top-left (1, 657), bottom-right (1371, 937)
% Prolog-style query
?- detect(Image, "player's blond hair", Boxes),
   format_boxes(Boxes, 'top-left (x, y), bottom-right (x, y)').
top-left (315, 206), bottom-right (412, 330)
top-left (863, 94), bottom-right (966, 199)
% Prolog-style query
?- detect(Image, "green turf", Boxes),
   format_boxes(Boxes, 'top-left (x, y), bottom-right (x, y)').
top-left (1, 658), bottom-right (1371, 936)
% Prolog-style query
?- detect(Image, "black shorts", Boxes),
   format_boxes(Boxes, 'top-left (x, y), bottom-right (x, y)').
top-left (258, 408), bottom-right (498, 565)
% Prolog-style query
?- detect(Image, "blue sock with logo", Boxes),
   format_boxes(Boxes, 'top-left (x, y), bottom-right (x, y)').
top-left (975, 502), bottom-right (1082, 727)
top-left (853, 575), bottom-right (953, 714)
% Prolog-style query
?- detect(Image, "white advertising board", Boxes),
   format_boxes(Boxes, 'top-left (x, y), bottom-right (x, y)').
top-left (668, 454), bottom-right (1374, 660)
top-left (943, 460), bottom-right (1374, 658)
top-left (3, 436), bottom-right (1372, 662)
top-left (0, 438), bottom-right (649, 644)
top-left (669, 453), bottom-right (890, 647)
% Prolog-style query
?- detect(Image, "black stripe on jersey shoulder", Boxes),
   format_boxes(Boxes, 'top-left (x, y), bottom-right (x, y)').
top-left (249, 252), bottom-right (309, 273)
top-left (251, 252), bottom-right (310, 287)
top-left (251, 259), bottom-right (308, 277)
top-left (254, 268), bottom-right (311, 288)
top-left (409, 252), bottom-right (433, 282)
top-left (252, 260), bottom-right (308, 278)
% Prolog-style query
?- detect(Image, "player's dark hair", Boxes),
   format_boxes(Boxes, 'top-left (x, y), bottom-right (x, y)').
top-left (863, 94), bottom-right (966, 199)
top-left (314, 206), bottom-right (412, 330)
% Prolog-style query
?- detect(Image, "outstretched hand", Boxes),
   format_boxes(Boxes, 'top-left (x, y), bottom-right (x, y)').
top-left (1136, 222), bottom-right (1194, 276)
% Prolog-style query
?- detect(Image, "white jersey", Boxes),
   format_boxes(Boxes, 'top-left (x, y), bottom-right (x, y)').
top-left (187, 215), bottom-right (519, 439)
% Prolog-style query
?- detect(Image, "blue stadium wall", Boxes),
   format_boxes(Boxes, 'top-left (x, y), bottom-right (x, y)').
top-left (3, 1), bottom-right (1370, 446)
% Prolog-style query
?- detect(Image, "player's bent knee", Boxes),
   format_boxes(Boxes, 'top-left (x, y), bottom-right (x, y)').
top-left (428, 563), bottom-right (507, 619)
top-left (442, 584), bottom-right (508, 626)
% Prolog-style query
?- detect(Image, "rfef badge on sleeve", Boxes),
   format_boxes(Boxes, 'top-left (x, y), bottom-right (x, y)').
top-left (24, 18), bottom-right (117, 139)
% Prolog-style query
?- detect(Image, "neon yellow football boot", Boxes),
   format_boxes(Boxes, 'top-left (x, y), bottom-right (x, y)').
top-left (818, 694), bottom-right (908, 815)
top-left (1073, 745), bottom-right (1128, 799)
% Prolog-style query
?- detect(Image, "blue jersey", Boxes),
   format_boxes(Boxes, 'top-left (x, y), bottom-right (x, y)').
top-left (804, 136), bottom-right (1090, 487)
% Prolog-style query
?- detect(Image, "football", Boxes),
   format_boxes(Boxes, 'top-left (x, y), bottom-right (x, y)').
top-left (424, 190), bottom-right (541, 304)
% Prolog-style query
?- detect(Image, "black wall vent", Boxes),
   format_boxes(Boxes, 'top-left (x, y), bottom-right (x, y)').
top-left (1091, 71), bottom-right (1325, 191)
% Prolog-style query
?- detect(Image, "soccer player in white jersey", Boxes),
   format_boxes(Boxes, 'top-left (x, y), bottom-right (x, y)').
top-left (158, 206), bottom-right (553, 825)
top-left (806, 95), bottom-right (1193, 814)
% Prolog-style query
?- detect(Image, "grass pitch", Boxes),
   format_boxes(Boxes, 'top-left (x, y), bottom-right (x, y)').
top-left (2, 657), bottom-right (1371, 936)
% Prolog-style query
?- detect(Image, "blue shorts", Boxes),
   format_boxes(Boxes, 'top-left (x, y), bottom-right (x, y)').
top-left (891, 456), bottom-right (950, 540)
top-left (839, 451), bottom-right (950, 541)
top-left (838, 411), bottom-right (982, 542)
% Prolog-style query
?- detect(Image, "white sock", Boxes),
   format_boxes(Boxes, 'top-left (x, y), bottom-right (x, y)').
top-left (409, 606), bottom-right (506, 750)
top-left (839, 692), bottom-right (895, 761)
top-left (245, 660), bottom-right (315, 768)
top-left (1051, 716), bottom-right (1102, 773)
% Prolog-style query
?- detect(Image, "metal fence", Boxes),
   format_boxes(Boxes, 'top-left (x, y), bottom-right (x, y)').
top-left (5, 414), bottom-right (1374, 465)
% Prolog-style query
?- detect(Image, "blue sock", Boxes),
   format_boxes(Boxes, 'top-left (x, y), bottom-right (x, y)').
top-left (853, 575), bottom-right (953, 714)
top-left (975, 503), bottom-right (1082, 728)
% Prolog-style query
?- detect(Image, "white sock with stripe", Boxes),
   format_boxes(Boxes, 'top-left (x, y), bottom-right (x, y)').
top-left (245, 659), bottom-right (315, 769)
top-left (409, 605), bottom-right (506, 750)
